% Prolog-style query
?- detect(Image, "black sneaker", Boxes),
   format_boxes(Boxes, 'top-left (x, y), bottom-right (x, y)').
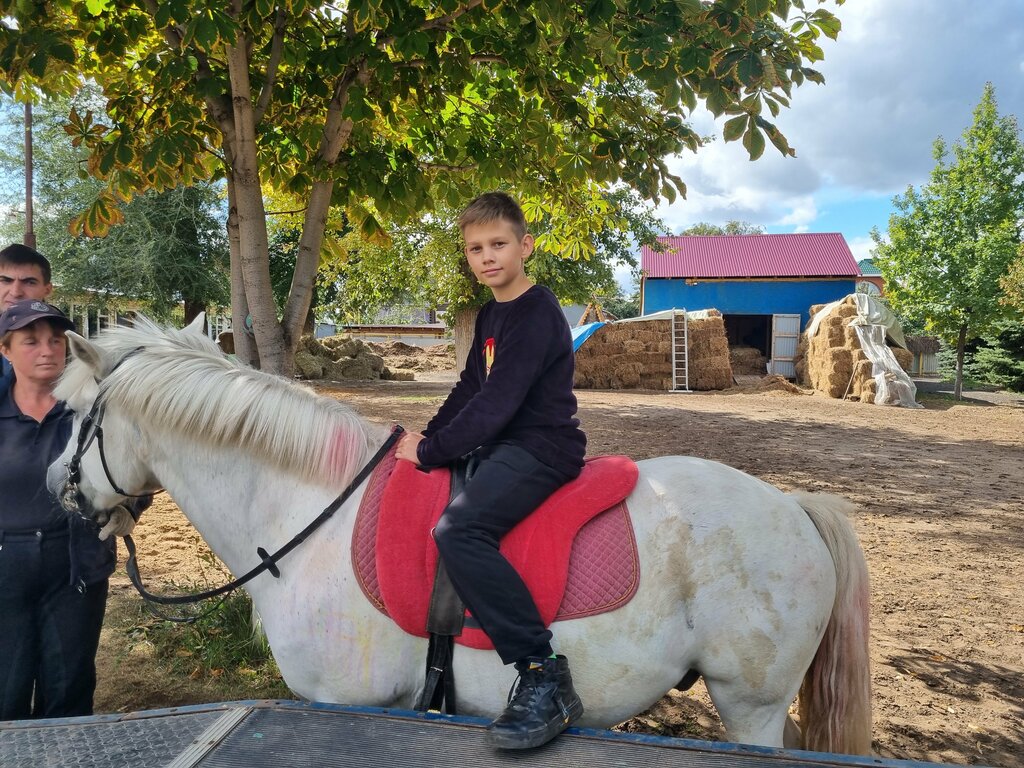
top-left (485, 655), bottom-right (585, 750)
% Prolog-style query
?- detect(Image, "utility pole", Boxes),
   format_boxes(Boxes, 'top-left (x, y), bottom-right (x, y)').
top-left (24, 101), bottom-right (36, 248)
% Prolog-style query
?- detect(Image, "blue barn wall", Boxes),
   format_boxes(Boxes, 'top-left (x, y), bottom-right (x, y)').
top-left (642, 279), bottom-right (856, 327)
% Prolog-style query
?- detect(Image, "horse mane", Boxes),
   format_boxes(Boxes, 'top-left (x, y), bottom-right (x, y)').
top-left (56, 316), bottom-right (382, 489)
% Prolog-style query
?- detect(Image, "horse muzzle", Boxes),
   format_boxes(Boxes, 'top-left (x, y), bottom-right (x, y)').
top-left (56, 473), bottom-right (103, 523)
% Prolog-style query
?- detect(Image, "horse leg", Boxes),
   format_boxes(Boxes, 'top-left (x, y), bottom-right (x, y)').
top-left (702, 676), bottom-right (792, 748)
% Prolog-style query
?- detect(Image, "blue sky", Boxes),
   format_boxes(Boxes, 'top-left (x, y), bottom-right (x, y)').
top-left (653, 0), bottom-right (1024, 265)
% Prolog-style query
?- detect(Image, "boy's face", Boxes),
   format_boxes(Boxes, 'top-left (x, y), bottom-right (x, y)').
top-left (463, 219), bottom-right (534, 302)
top-left (0, 263), bottom-right (52, 310)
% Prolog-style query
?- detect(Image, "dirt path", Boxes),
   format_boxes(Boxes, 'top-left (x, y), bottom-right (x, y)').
top-left (96, 381), bottom-right (1023, 766)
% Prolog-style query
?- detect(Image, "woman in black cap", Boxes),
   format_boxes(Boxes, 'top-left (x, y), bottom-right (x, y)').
top-left (0, 299), bottom-right (135, 719)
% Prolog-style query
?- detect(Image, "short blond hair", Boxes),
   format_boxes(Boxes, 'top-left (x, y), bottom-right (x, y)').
top-left (458, 192), bottom-right (528, 240)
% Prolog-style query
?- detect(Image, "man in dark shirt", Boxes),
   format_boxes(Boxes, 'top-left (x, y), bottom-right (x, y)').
top-left (0, 244), bottom-right (55, 399)
top-left (396, 192), bottom-right (586, 750)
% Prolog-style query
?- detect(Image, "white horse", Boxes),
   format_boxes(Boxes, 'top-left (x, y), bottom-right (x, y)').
top-left (48, 316), bottom-right (872, 755)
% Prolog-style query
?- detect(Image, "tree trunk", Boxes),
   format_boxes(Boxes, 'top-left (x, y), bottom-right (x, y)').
top-left (954, 324), bottom-right (967, 400)
top-left (24, 101), bottom-right (35, 249)
top-left (183, 299), bottom-right (206, 329)
top-left (283, 180), bottom-right (334, 349)
top-left (281, 67), bottom-right (361, 350)
top-left (226, 39), bottom-right (290, 375)
top-left (224, 171), bottom-right (257, 367)
top-left (453, 307), bottom-right (479, 375)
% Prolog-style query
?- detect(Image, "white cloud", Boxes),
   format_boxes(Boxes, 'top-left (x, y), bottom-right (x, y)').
top-left (654, 1), bottom-right (1024, 240)
top-left (777, 197), bottom-right (819, 230)
top-left (845, 235), bottom-right (876, 264)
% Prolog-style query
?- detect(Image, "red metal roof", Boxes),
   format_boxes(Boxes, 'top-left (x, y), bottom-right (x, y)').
top-left (641, 233), bottom-right (860, 279)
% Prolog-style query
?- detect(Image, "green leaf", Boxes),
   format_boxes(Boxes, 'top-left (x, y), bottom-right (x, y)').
top-left (585, 0), bottom-right (616, 23)
top-left (763, 123), bottom-right (794, 157)
top-left (801, 67), bottom-right (825, 85)
top-left (50, 42), bottom-right (76, 64)
top-left (722, 114), bottom-right (747, 142)
top-left (98, 146), bottom-right (117, 176)
top-left (736, 52), bottom-right (764, 86)
top-left (28, 52), bottom-right (48, 77)
top-left (742, 124), bottom-right (765, 160)
top-left (116, 138), bottom-right (134, 165)
top-left (745, 0), bottom-right (773, 16)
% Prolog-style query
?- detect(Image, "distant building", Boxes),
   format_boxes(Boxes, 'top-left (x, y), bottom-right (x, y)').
top-left (640, 232), bottom-right (860, 378)
top-left (856, 258), bottom-right (885, 295)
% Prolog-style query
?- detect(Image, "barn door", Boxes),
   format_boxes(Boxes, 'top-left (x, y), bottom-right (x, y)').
top-left (769, 314), bottom-right (801, 379)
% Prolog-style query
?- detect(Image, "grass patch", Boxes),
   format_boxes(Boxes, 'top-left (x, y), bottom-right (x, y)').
top-left (118, 589), bottom-right (293, 699)
top-left (917, 392), bottom-right (987, 406)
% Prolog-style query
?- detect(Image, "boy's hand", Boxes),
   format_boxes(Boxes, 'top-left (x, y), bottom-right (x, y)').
top-left (396, 431), bottom-right (425, 466)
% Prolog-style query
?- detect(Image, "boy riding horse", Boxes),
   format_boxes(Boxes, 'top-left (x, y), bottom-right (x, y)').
top-left (395, 192), bottom-right (587, 749)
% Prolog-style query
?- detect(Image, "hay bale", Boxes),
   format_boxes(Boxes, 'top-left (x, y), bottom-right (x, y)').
top-left (294, 350), bottom-right (324, 380)
top-left (802, 296), bottom-right (919, 400)
top-left (574, 311), bottom-right (731, 390)
top-left (298, 335), bottom-right (330, 358)
top-left (382, 368), bottom-right (416, 381)
top-left (730, 349), bottom-right (768, 376)
top-left (891, 347), bottom-right (913, 372)
top-left (726, 374), bottom-right (807, 395)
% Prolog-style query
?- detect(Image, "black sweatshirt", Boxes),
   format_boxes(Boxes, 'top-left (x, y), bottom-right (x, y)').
top-left (416, 285), bottom-right (586, 478)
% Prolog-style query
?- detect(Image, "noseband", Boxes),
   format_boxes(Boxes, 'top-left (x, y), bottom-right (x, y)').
top-left (60, 347), bottom-right (159, 514)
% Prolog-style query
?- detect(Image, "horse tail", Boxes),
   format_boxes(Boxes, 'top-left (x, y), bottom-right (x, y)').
top-left (789, 491), bottom-right (873, 756)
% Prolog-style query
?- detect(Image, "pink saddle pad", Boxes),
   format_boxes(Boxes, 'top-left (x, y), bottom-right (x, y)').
top-left (351, 449), bottom-right (641, 650)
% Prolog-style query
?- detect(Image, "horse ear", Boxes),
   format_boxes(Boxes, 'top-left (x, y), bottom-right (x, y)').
top-left (66, 331), bottom-right (107, 376)
top-left (185, 312), bottom-right (206, 336)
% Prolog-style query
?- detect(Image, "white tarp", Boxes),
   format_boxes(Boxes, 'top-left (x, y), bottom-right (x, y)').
top-left (852, 323), bottom-right (923, 408)
top-left (851, 293), bottom-right (908, 349)
top-left (806, 293), bottom-right (921, 408)
top-left (618, 308), bottom-right (720, 323)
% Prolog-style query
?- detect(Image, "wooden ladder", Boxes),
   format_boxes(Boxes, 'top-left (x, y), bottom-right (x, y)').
top-left (671, 309), bottom-right (691, 392)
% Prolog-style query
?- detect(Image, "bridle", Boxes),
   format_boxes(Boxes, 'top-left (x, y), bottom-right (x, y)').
top-left (59, 347), bottom-right (159, 516)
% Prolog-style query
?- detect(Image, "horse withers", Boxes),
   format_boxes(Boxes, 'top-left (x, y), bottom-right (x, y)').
top-left (47, 315), bottom-right (872, 755)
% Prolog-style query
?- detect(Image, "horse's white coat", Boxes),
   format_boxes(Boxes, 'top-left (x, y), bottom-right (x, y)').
top-left (48, 318), bottom-right (871, 754)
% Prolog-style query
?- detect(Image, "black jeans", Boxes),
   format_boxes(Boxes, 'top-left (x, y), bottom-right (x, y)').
top-left (0, 530), bottom-right (108, 720)
top-left (432, 442), bottom-right (573, 665)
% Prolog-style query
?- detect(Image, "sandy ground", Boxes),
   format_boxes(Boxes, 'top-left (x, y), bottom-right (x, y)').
top-left (95, 378), bottom-right (1023, 766)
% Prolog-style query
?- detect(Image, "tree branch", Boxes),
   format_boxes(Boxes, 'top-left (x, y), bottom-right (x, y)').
top-left (254, 8), bottom-right (289, 124)
top-left (420, 161), bottom-right (477, 172)
top-left (422, 0), bottom-right (485, 32)
top-left (376, 0), bottom-right (484, 49)
top-left (141, 0), bottom-right (236, 150)
top-left (394, 53), bottom-right (507, 69)
top-left (267, 206), bottom-right (309, 216)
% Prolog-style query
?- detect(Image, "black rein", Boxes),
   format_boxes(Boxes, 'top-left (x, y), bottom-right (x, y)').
top-left (124, 425), bottom-right (405, 616)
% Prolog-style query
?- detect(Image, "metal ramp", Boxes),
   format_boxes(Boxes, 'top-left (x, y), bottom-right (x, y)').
top-left (1, 699), bottom-right (957, 768)
top-left (671, 309), bottom-right (691, 392)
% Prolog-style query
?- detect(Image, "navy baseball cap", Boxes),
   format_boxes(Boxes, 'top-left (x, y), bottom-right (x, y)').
top-left (0, 299), bottom-right (74, 336)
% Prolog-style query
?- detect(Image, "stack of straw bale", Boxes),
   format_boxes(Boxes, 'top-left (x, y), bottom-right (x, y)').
top-left (729, 345), bottom-right (768, 376)
top-left (574, 310), bottom-right (733, 390)
top-left (295, 335), bottom-right (415, 381)
top-left (795, 296), bottom-right (914, 403)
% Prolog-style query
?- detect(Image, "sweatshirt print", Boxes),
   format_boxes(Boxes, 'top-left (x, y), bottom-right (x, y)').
top-left (416, 285), bottom-right (586, 478)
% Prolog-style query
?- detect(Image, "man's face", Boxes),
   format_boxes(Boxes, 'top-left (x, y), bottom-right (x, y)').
top-left (0, 263), bottom-right (52, 310)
